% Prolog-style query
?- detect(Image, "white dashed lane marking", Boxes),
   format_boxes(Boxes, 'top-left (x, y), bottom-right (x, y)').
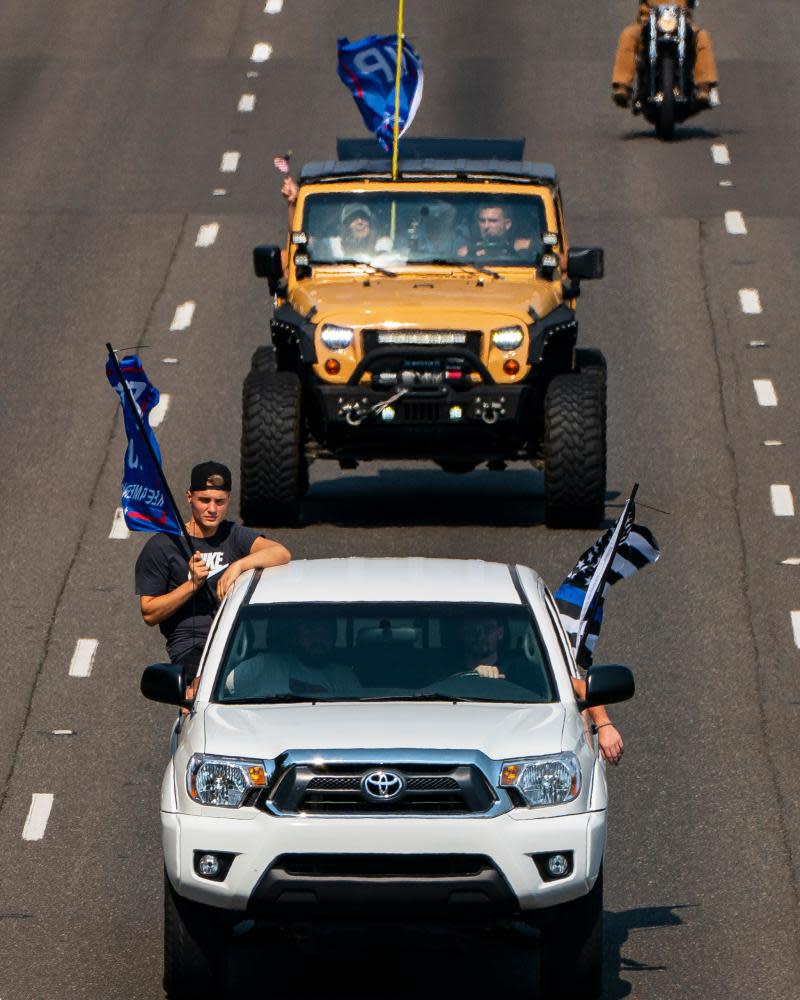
top-left (771, 485), bottom-right (795, 517)
top-left (753, 379), bottom-right (778, 407)
top-left (220, 151), bottom-right (240, 173)
top-left (22, 794), bottom-right (54, 841)
top-left (720, 180), bottom-right (733, 188)
top-left (212, 188), bottom-right (227, 197)
top-left (195, 223), bottom-right (219, 247)
top-left (170, 301), bottom-right (196, 332)
top-left (109, 508), bottom-right (130, 539)
top-left (68, 639), bottom-right (98, 678)
top-left (251, 43), bottom-right (272, 63)
top-left (765, 440), bottom-right (783, 447)
top-left (150, 393), bottom-right (170, 427)
top-left (265, 0), bottom-right (283, 11)
top-left (711, 144), bottom-right (731, 165)
top-left (792, 611), bottom-right (800, 648)
top-left (238, 94), bottom-right (256, 112)
top-left (739, 289), bottom-right (762, 314)
top-left (782, 558), bottom-right (800, 566)
top-left (725, 211), bottom-right (747, 235)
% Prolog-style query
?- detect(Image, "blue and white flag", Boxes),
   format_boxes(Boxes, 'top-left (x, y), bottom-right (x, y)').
top-left (337, 34), bottom-right (423, 153)
top-left (105, 351), bottom-right (182, 535)
top-left (555, 493), bottom-right (660, 669)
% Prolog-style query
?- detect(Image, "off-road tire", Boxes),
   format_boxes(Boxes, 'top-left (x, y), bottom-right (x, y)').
top-left (249, 344), bottom-right (277, 375)
top-left (538, 867), bottom-right (604, 1000)
top-left (543, 369), bottom-right (606, 528)
top-left (656, 57), bottom-right (676, 140)
top-left (240, 370), bottom-right (305, 527)
top-left (163, 871), bottom-right (226, 999)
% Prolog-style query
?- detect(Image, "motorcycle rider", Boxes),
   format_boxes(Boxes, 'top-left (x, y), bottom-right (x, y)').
top-left (612, 0), bottom-right (719, 108)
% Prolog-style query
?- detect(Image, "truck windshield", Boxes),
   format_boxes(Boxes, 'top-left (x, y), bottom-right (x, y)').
top-left (214, 602), bottom-right (556, 705)
top-left (301, 192), bottom-right (548, 269)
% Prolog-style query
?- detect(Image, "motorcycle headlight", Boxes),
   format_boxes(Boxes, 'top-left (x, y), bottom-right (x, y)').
top-left (320, 324), bottom-right (354, 350)
top-left (500, 753), bottom-right (581, 807)
top-left (491, 326), bottom-right (524, 351)
top-left (187, 754), bottom-right (267, 808)
top-left (657, 10), bottom-right (678, 32)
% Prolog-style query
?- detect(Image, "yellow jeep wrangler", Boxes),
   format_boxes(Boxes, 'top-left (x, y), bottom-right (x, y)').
top-left (243, 138), bottom-right (606, 527)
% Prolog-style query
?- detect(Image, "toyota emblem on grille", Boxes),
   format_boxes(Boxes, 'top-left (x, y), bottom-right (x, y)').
top-left (361, 769), bottom-right (406, 802)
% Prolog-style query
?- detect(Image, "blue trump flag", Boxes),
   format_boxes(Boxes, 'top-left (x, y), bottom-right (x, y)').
top-left (337, 34), bottom-right (423, 153)
top-left (105, 350), bottom-right (182, 535)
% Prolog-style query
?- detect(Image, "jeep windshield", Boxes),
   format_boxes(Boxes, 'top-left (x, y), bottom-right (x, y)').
top-left (300, 192), bottom-right (548, 269)
top-left (214, 602), bottom-right (556, 704)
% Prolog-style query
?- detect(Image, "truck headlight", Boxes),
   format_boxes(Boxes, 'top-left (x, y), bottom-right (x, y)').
top-left (499, 753), bottom-right (581, 807)
top-left (187, 754), bottom-right (267, 808)
top-left (491, 326), bottom-right (524, 351)
top-left (321, 324), bottom-right (354, 350)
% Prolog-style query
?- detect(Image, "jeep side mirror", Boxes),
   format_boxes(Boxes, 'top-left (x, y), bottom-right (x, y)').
top-left (567, 247), bottom-right (604, 281)
top-left (141, 662), bottom-right (190, 707)
top-left (581, 664), bottom-right (635, 708)
top-left (253, 245), bottom-right (284, 294)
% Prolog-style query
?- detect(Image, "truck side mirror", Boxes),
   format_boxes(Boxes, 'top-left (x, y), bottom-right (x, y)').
top-left (581, 664), bottom-right (635, 708)
top-left (567, 247), bottom-right (604, 281)
top-left (141, 662), bottom-right (190, 707)
top-left (253, 245), bottom-right (284, 294)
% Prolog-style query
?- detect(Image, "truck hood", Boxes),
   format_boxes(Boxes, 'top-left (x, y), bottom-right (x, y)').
top-left (291, 276), bottom-right (562, 330)
top-left (201, 701), bottom-right (566, 762)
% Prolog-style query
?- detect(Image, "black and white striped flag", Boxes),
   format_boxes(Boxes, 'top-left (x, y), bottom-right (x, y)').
top-left (554, 487), bottom-right (660, 669)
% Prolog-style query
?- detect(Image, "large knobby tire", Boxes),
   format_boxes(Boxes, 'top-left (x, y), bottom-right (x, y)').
top-left (163, 872), bottom-right (226, 1000)
top-left (538, 867), bottom-right (604, 1000)
top-left (240, 369), bottom-right (306, 527)
top-left (249, 344), bottom-right (277, 375)
top-left (543, 369), bottom-right (606, 529)
top-left (656, 57), bottom-right (676, 140)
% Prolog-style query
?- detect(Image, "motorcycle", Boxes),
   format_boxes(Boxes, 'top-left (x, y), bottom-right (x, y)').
top-left (633, 1), bottom-right (719, 140)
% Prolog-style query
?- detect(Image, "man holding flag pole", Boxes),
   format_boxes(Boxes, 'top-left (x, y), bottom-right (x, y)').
top-left (105, 346), bottom-right (291, 689)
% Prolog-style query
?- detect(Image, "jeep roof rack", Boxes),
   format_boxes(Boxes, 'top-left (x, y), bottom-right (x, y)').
top-left (299, 136), bottom-right (557, 186)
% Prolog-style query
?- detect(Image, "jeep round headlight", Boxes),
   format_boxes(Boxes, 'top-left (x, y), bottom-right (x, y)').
top-left (500, 753), bottom-right (581, 807)
top-left (321, 324), bottom-right (354, 350)
top-left (657, 9), bottom-right (678, 32)
top-left (187, 754), bottom-right (267, 808)
top-left (491, 326), bottom-right (524, 351)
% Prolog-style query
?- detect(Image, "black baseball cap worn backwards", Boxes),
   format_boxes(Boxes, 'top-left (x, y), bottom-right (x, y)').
top-left (190, 461), bottom-right (232, 492)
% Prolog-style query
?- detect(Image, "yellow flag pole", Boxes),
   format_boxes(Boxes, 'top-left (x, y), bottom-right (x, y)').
top-left (391, 0), bottom-right (405, 181)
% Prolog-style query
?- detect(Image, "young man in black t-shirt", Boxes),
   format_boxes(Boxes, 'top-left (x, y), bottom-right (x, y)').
top-left (134, 461), bottom-right (291, 683)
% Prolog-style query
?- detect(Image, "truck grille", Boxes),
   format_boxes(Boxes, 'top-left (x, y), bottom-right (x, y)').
top-left (266, 763), bottom-right (496, 816)
top-left (362, 329), bottom-right (482, 354)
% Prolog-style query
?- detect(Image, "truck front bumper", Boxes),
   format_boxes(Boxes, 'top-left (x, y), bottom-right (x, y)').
top-left (163, 807), bottom-right (606, 917)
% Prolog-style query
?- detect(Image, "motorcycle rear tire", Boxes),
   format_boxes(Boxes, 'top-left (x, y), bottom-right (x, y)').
top-left (656, 58), bottom-right (676, 140)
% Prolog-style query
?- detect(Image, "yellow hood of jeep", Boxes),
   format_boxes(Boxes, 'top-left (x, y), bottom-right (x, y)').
top-left (290, 273), bottom-right (563, 329)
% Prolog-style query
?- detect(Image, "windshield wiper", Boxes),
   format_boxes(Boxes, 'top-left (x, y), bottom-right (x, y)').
top-left (417, 258), bottom-right (503, 280)
top-left (357, 692), bottom-right (469, 703)
top-left (332, 258), bottom-right (398, 278)
top-left (221, 694), bottom-right (326, 705)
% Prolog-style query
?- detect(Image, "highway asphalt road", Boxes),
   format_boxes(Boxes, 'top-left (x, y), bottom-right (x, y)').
top-left (1, 1), bottom-right (799, 997)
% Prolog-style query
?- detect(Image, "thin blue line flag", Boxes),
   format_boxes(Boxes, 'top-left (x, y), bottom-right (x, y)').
top-left (337, 34), bottom-right (424, 153)
top-left (105, 353), bottom-right (182, 535)
top-left (555, 493), bottom-right (660, 669)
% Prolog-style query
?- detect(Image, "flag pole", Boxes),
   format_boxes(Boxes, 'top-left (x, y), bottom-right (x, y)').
top-left (574, 483), bottom-right (639, 667)
top-left (391, 0), bottom-right (405, 182)
top-left (105, 342), bottom-right (196, 559)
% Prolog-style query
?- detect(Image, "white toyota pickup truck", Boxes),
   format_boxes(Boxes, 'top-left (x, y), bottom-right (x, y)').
top-left (142, 557), bottom-right (634, 1000)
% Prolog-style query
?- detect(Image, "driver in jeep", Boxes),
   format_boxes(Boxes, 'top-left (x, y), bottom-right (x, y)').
top-left (457, 204), bottom-right (533, 259)
top-left (612, 0), bottom-right (719, 108)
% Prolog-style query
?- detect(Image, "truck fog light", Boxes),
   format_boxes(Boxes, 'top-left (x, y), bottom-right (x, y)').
top-left (325, 358), bottom-right (341, 375)
top-left (198, 854), bottom-right (221, 878)
top-left (503, 359), bottom-right (520, 376)
top-left (449, 405), bottom-right (463, 421)
top-left (547, 854), bottom-right (569, 878)
top-left (381, 406), bottom-right (396, 422)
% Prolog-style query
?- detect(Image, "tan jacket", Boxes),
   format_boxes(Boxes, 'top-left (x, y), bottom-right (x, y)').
top-left (639, 0), bottom-right (690, 16)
